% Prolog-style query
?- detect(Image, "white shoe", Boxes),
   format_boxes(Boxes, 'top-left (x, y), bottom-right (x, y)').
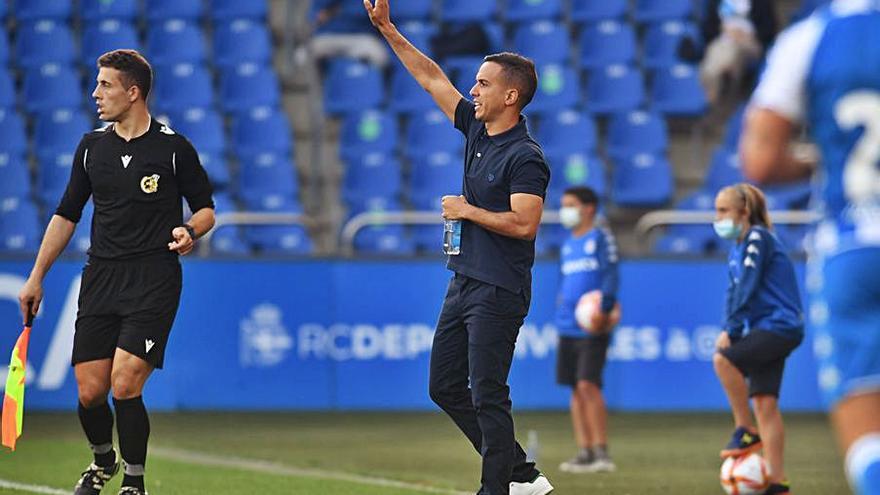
top-left (589, 458), bottom-right (617, 473)
top-left (510, 473), bottom-right (554, 495)
top-left (558, 457), bottom-right (593, 473)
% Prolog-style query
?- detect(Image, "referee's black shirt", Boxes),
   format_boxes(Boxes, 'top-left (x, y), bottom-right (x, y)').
top-left (448, 98), bottom-right (550, 294)
top-left (56, 118), bottom-right (214, 261)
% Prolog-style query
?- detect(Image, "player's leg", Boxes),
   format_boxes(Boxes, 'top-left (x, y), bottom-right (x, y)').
top-left (836, 394), bottom-right (880, 495)
top-left (557, 337), bottom-right (592, 472)
top-left (714, 352), bottom-right (754, 431)
top-left (580, 335), bottom-right (613, 471)
top-left (110, 348), bottom-right (154, 493)
top-left (753, 394), bottom-right (786, 484)
top-left (715, 335), bottom-right (763, 457)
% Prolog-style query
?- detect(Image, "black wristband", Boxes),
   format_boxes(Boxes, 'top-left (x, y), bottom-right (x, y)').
top-left (182, 224), bottom-right (197, 241)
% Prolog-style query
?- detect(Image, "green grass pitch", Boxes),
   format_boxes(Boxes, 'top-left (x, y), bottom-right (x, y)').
top-left (0, 411), bottom-right (848, 494)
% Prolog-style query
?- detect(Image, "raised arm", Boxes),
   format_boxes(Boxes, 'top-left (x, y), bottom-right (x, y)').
top-left (364, 0), bottom-right (463, 121)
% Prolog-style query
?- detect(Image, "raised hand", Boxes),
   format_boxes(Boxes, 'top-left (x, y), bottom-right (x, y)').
top-left (363, 0), bottom-right (391, 30)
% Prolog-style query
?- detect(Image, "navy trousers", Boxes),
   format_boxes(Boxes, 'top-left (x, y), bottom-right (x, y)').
top-left (429, 274), bottom-right (539, 495)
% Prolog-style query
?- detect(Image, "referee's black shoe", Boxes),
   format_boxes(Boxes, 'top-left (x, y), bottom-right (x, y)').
top-left (73, 459), bottom-right (120, 495)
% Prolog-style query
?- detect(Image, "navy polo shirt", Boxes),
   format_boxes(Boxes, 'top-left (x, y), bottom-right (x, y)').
top-left (447, 98), bottom-right (550, 294)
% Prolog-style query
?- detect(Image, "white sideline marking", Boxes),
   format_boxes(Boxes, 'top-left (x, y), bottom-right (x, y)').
top-left (152, 446), bottom-right (470, 495)
top-left (0, 479), bottom-right (67, 495)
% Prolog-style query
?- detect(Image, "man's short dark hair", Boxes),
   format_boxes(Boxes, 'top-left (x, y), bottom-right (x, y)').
top-left (483, 52), bottom-right (538, 110)
top-left (97, 49), bottom-right (153, 100)
top-left (563, 186), bottom-right (598, 206)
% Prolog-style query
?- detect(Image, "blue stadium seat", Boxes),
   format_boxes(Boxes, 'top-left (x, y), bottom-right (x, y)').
top-left (650, 64), bottom-right (708, 116)
top-left (238, 194), bottom-right (313, 254)
top-left (0, 109), bottom-right (27, 157)
top-left (388, 65), bottom-right (435, 116)
top-left (570, 0), bottom-right (628, 22)
top-left (197, 151), bottom-right (231, 190)
top-left (0, 68), bottom-right (13, 109)
top-left (0, 29), bottom-right (9, 65)
top-left (146, 19), bottom-right (206, 67)
top-left (145, 0), bottom-right (202, 23)
top-left (164, 108), bottom-right (225, 155)
top-left (0, 0), bottom-right (6, 20)
top-left (15, 20), bottom-right (76, 69)
top-left (14, 0), bottom-right (71, 21)
top-left (220, 63), bottom-right (282, 114)
top-left (0, 153), bottom-right (31, 201)
top-left (704, 147), bottom-right (744, 190)
top-left (723, 104), bottom-right (746, 149)
top-left (397, 20), bottom-right (437, 57)
top-left (214, 19), bottom-right (271, 68)
top-left (239, 152), bottom-right (299, 204)
top-left (81, 19), bottom-right (139, 67)
top-left (507, 0), bottom-right (562, 22)
top-left (37, 152), bottom-right (74, 205)
top-left (763, 181), bottom-right (813, 210)
top-left (775, 224), bottom-right (808, 252)
top-left (536, 110), bottom-right (597, 156)
top-left (395, 0), bottom-right (433, 20)
top-left (232, 107), bottom-right (293, 159)
top-left (584, 64), bottom-right (644, 115)
top-left (339, 110), bottom-right (398, 160)
top-left (348, 198), bottom-right (415, 255)
top-left (643, 20), bottom-right (697, 69)
top-left (409, 151), bottom-right (462, 208)
top-left (545, 152), bottom-right (606, 202)
top-left (0, 199), bottom-right (41, 253)
top-left (209, 226), bottom-right (251, 255)
top-left (442, 0), bottom-right (496, 22)
top-left (152, 63), bottom-right (213, 113)
top-left (607, 110), bottom-right (668, 157)
top-left (578, 20), bottom-right (636, 69)
top-left (535, 222), bottom-right (567, 255)
top-left (634, 0), bottom-right (693, 23)
top-left (612, 153), bottom-right (673, 206)
top-left (513, 21), bottom-right (569, 66)
top-left (404, 109), bottom-right (463, 157)
top-left (343, 152), bottom-right (402, 205)
top-left (323, 58), bottom-right (384, 115)
top-left (81, 0), bottom-right (137, 20)
top-left (527, 65), bottom-right (580, 116)
top-left (34, 108), bottom-right (90, 162)
top-left (652, 190), bottom-right (718, 255)
top-left (209, 0), bottom-right (268, 21)
top-left (23, 64), bottom-right (81, 115)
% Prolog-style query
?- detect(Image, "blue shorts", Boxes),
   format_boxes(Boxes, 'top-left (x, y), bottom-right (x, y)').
top-left (810, 248), bottom-right (880, 408)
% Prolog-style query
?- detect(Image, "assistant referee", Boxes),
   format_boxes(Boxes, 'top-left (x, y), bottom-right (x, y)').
top-left (18, 50), bottom-right (215, 495)
top-left (365, 2), bottom-right (552, 494)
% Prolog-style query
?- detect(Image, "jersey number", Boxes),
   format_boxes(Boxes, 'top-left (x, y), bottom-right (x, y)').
top-left (834, 91), bottom-right (880, 203)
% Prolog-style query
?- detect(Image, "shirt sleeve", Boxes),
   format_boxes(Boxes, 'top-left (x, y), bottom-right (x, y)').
top-left (724, 229), bottom-right (770, 338)
top-left (509, 154), bottom-right (550, 199)
top-left (749, 14), bottom-right (825, 124)
top-left (54, 137), bottom-right (92, 223)
top-left (175, 137), bottom-right (215, 213)
top-left (454, 98), bottom-right (477, 137)
top-left (598, 228), bottom-right (620, 314)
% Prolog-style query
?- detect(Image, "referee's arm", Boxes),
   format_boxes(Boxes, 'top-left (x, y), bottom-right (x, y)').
top-left (364, 0), bottom-right (462, 122)
top-left (442, 193), bottom-right (544, 241)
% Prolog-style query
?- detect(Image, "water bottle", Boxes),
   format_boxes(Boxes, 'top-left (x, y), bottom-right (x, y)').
top-left (526, 429), bottom-right (540, 463)
top-left (443, 219), bottom-right (461, 255)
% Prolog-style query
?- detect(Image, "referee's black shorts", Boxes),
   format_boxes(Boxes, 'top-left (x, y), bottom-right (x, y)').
top-left (556, 335), bottom-right (611, 388)
top-left (719, 329), bottom-right (801, 398)
top-left (72, 256), bottom-right (182, 369)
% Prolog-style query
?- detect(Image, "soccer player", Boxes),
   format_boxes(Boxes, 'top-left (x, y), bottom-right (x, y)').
top-left (17, 50), bottom-right (215, 495)
top-left (740, 3), bottom-right (880, 494)
top-left (363, 1), bottom-right (553, 494)
top-left (554, 187), bottom-right (619, 474)
top-left (712, 184), bottom-right (803, 495)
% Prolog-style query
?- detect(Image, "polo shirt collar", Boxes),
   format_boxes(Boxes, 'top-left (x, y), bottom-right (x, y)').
top-left (483, 115), bottom-right (528, 146)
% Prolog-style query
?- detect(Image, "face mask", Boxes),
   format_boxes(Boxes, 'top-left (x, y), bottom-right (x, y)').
top-left (560, 207), bottom-right (582, 229)
top-left (713, 218), bottom-right (742, 240)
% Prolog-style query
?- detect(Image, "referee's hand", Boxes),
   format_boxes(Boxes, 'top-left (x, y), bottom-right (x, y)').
top-left (168, 227), bottom-right (194, 256)
top-left (18, 279), bottom-right (41, 325)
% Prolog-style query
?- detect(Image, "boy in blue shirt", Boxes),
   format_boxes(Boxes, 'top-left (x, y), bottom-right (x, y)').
top-left (741, 3), bottom-right (880, 494)
top-left (713, 184), bottom-right (804, 495)
top-left (555, 187), bottom-right (619, 473)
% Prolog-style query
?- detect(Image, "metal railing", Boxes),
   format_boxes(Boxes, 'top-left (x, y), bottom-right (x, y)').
top-left (635, 209), bottom-right (821, 239)
top-left (198, 212), bottom-right (317, 256)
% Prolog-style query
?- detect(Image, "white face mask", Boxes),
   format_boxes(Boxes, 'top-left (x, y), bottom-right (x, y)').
top-left (560, 206), bottom-right (582, 229)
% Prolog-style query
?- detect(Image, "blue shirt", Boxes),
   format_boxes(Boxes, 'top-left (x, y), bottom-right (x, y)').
top-left (723, 226), bottom-right (804, 341)
top-left (750, 0), bottom-right (880, 259)
top-left (555, 226), bottom-right (619, 338)
top-left (449, 98), bottom-right (551, 293)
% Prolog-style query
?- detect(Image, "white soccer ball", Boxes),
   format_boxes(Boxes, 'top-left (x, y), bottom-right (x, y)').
top-left (720, 453), bottom-right (770, 495)
top-left (574, 290), bottom-right (620, 335)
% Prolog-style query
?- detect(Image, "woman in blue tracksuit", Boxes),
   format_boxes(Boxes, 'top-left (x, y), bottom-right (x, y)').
top-left (712, 183), bottom-right (804, 495)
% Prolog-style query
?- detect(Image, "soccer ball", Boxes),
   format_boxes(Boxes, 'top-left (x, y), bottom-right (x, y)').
top-left (720, 453), bottom-right (770, 495)
top-left (574, 290), bottom-right (621, 335)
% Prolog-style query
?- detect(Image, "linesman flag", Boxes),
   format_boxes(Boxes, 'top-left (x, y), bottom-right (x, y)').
top-left (2, 312), bottom-right (34, 451)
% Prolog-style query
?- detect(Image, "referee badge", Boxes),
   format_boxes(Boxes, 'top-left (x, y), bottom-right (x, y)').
top-left (140, 174), bottom-right (160, 194)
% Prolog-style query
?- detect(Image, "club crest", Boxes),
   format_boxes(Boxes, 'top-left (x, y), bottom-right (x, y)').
top-left (140, 174), bottom-right (160, 194)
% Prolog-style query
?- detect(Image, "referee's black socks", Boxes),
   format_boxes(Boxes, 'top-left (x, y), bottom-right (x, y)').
top-left (78, 401), bottom-right (116, 468)
top-left (114, 396), bottom-right (150, 490)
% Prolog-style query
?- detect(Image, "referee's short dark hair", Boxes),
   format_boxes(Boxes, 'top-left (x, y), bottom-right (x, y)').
top-left (97, 49), bottom-right (153, 100)
top-left (483, 52), bottom-right (538, 110)
top-left (563, 186), bottom-right (599, 206)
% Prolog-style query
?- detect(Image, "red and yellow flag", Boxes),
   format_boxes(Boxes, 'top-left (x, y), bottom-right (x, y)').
top-left (2, 320), bottom-right (32, 451)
